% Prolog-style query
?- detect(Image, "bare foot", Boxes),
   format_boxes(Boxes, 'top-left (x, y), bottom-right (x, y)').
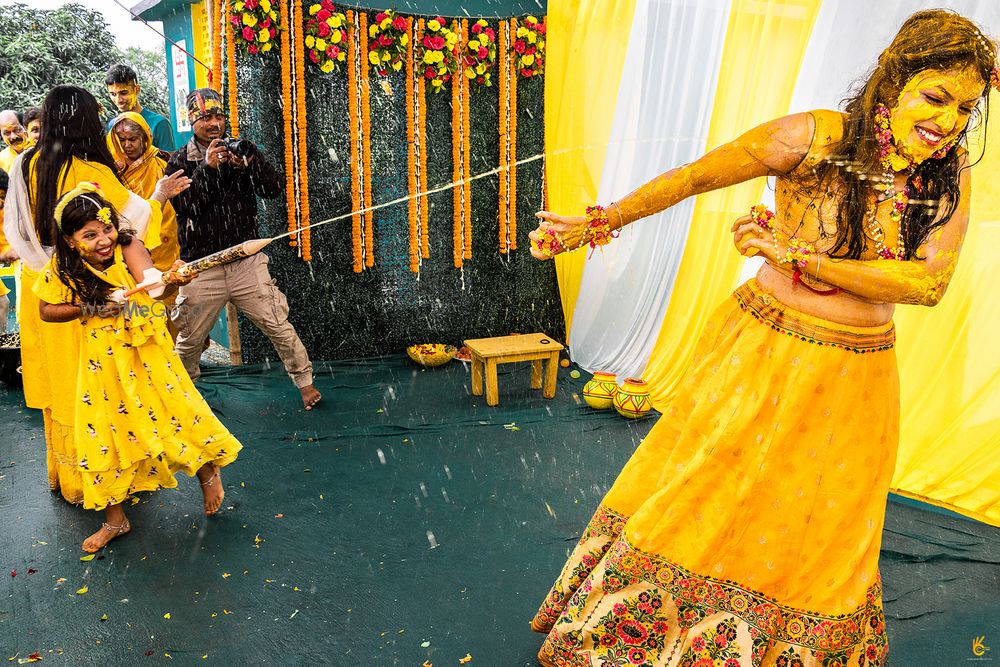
top-left (198, 464), bottom-right (225, 515)
top-left (300, 384), bottom-right (322, 411)
top-left (82, 518), bottom-right (131, 553)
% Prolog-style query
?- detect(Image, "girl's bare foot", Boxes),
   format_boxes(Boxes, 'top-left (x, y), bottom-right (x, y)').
top-left (301, 384), bottom-right (322, 410)
top-left (82, 507), bottom-right (130, 553)
top-left (197, 463), bottom-right (224, 515)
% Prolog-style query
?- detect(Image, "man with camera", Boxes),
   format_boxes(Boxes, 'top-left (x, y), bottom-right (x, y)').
top-left (165, 88), bottom-right (321, 410)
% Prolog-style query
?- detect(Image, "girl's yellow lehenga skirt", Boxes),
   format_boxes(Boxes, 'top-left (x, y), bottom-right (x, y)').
top-left (534, 280), bottom-right (898, 667)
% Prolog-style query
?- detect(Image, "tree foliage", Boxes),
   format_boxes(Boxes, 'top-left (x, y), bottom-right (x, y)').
top-left (0, 3), bottom-right (168, 118)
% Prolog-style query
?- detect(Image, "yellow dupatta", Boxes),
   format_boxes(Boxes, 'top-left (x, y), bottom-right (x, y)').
top-left (107, 112), bottom-right (178, 271)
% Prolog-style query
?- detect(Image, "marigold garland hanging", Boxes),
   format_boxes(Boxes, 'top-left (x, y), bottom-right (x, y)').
top-left (360, 11), bottom-right (374, 268)
top-left (497, 20), bottom-right (509, 254)
top-left (406, 16), bottom-right (419, 273)
top-left (507, 18), bottom-right (518, 249)
top-left (305, 0), bottom-right (348, 73)
top-left (512, 14), bottom-right (545, 77)
top-left (464, 19), bottom-right (497, 89)
top-left (461, 19), bottom-right (472, 260)
top-left (451, 19), bottom-right (466, 268)
top-left (415, 16), bottom-right (460, 93)
top-left (225, 3), bottom-right (241, 137)
top-left (211, 0), bottom-right (224, 89)
top-left (417, 19), bottom-right (430, 260)
top-left (293, 0), bottom-right (311, 260)
top-left (279, 0), bottom-right (296, 246)
top-left (367, 9), bottom-right (408, 77)
top-left (227, 0), bottom-right (279, 55)
top-left (347, 10), bottom-right (365, 272)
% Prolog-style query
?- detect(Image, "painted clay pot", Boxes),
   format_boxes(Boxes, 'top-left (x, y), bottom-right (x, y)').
top-left (583, 372), bottom-right (617, 409)
top-left (614, 377), bottom-right (652, 419)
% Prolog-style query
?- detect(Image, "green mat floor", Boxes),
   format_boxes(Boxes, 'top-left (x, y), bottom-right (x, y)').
top-left (0, 357), bottom-right (997, 665)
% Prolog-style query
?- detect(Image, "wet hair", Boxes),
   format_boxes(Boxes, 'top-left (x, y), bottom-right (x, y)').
top-left (816, 9), bottom-right (995, 260)
top-left (21, 85), bottom-right (120, 247)
top-left (23, 107), bottom-right (41, 127)
top-left (53, 192), bottom-right (133, 304)
top-left (105, 64), bottom-right (138, 87)
top-left (0, 169), bottom-right (8, 193)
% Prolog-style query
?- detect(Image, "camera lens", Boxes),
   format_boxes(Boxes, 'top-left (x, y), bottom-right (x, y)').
top-left (222, 137), bottom-right (256, 158)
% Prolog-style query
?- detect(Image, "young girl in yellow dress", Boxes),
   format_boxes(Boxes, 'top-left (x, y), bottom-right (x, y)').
top-left (34, 183), bottom-right (242, 553)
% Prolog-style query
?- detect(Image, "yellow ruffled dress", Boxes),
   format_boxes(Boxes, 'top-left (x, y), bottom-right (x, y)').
top-left (32, 245), bottom-right (241, 510)
top-left (19, 157), bottom-right (162, 504)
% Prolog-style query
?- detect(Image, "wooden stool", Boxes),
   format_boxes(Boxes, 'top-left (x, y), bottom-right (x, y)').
top-left (464, 333), bottom-right (565, 406)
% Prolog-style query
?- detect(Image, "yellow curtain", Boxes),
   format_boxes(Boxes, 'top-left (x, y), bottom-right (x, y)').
top-left (889, 113), bottom-right (1000, 526)
top-left (545, 0), bottom-right (637, 338)
top-left (641, 0), bottom-right (821, 403)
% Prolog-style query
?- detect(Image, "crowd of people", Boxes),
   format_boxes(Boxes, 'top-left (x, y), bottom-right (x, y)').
top-left (0, 64), bottom-right (319, 552)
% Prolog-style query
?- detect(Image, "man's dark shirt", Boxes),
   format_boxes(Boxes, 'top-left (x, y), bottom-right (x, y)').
top-left (165, 137), bottom-right (282, 261)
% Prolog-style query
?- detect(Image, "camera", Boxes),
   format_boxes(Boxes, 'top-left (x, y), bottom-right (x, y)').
top-left (221, 136), bottom-right (256, 159)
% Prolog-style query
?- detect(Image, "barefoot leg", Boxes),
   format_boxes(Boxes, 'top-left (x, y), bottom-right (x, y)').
top-left (82, 504), bottom-right (131, 553)
top-left (197, 463), bottom-right (225, 516)
top-left (300, 384), bottom-right (322, 410)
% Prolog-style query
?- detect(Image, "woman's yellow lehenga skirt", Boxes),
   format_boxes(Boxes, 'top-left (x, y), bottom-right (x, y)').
top-left (534, 280), bottom-right (898, 667)
top-left (19, 264), bottom-right (84, 505)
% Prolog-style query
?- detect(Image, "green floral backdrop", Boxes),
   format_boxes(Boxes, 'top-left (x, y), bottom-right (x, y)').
top-left (231, 5), bottom-right (561, 363)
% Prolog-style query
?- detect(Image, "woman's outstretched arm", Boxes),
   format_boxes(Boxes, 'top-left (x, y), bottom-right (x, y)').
top-left (530, 112), bottom-right (815, 258)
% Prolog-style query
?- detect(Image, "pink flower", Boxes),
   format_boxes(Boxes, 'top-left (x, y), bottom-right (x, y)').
top-left (317, 22), bottom-right (331, 37)
top-left (393, 16), bottom-right (407, 31)
top-left (521, 68), bottom-right (532, 77)
top-left (485, 28), bottom-right (495, 39)
top-left (376, 12), bottom-right (387, 22)
top-left (242, 26), bottom-right (256, 41)
top-left (476, 76), bottom-right (484, 84)
top-left (268, 27), bottom-right (276, 38)
top-left (378, 67), bottom-right (388, 76)
top-left (379, 34), bottom-right (392, 46)
top-left (309, 49), bottom-right (319, 63)
top-left (248, 44), bottom-right (259, 54)
top-left (526, 46), bottom-right (535, 55)
top-left (471, 23), bottom-right (481, 34)
top-left (431, 36), bottom-right (445, 49)
top-left (422, 36), bottom-right (434, 48)
top-left (260, 18), bottom-right (271, 28)
top-left (513, 39), bottom-right (526, 54)
top-left (317, 8), bottom-right (331, 21)
top-left (306, 19), bottom-right (316, 30)
top-left (229, 15), bottom-right (240, 26)
top-left (244, 0), bottom-right (258, 8)
top-left (321, 0), bottom-right (335, 10)
top-left (478, 47), bottom-right (488, 59)
top-left (424, 67), bottom-right (436, 79)
top-left (326, 45), bottom-right (340, 57)
top-left (435, 16), bottom-right (445, 25)
top-left (536, 23), bottom-right (546, 34)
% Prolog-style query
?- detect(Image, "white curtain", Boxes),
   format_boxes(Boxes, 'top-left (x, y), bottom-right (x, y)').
top-left (567, 0), bottom-right (731, 378)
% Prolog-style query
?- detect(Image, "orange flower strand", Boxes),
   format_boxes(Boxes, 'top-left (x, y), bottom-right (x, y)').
top-left (451, 19), bottom-right (462, 268)
top-left (462, 19), bottom-right (472, 260)
top-left (406, 17), bottom-right (419, 273)
top-left (347, 11), bottom-right (362, 272)
top-left (225, 13), bottom-right (240, 137)
top-left (508, 18), bottom-right (518, 250)
top-left (417, 20), bottom-right (429, 260)
top-left (360, 11), bottom-right (374, 268)
top-left (497, 20), bottom-right (508, 254)
top-left (279, 0), bottom-right (296, 246)
top-left (293, 0), bottom-right (311, 261)
top-left (211, 0), bottom-right (223, 90)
